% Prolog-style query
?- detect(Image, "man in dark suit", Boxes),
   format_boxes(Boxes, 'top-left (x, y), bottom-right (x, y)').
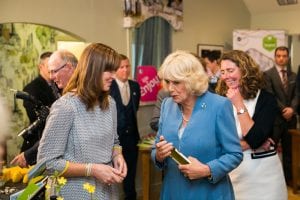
top-left (110, 54), bottom-right (140, 200)
top-left (264, 46), bottom-right (298, 184)
top-left (11, 52), bottom-right (59, 166)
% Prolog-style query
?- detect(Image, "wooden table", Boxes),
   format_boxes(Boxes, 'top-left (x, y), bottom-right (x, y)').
top-left (139, 146), bottom-right (151, 200)
top-left (288, 129), bottom-right (300, 194)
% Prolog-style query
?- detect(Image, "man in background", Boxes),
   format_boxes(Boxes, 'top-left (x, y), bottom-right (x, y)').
top-left (11, 50), bottom-right (78, 167)
top-left (264, 46), bottom-right (298, 185)
top-left (11, 52), bottom-right (58, 166)
top-left (203, 50), bottom-right (221, 92)
top-left (110, 54), bottom-right (141, 200)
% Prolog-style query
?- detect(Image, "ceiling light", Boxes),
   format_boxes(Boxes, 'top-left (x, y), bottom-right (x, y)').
top-left (277, 0), bottom-right (298, 6)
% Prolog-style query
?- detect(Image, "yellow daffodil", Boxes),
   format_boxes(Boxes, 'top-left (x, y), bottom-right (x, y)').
top-left (57, 177), bottom-right (67, 186)
top-left (57, 196), bottom-right (64, 200)
top-left (83, 182), bottom-right (96, 194)
top-left (45, 184), bottom-right (50, 190)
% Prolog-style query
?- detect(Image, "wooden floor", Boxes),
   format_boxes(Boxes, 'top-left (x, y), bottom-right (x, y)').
top-left (137, 186), bottom-right (299, 200)
top-left (288, 186), bottom-right (300, 200)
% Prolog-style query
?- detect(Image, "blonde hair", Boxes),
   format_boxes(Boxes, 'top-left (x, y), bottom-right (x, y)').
top-left (159, 50), bottom-right (208, 95)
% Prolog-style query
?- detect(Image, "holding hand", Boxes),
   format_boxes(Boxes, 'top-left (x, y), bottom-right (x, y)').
top-left (178, 156), bottom-right (211, 180)
top-left (282, 107), bottom-right (294, 121)
top-left (155, 136), bottom-right (174, 163)
top-left (91, 163), bottom-right (125, 185)
top-left (112, 153), bottom-right (127, 179)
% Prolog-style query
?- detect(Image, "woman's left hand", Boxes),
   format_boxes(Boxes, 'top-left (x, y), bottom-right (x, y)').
top-left (113, 154), bottom-right (127, 179)
top-left (178, 156), bottom-right (211, 180)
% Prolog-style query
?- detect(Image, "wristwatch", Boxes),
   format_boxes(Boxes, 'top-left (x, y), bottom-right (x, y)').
top-left (237, 107), bottom-right (248, 115)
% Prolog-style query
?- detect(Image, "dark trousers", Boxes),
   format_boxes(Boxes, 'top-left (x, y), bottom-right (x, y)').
top-left (122, 147), bottom-right (138, 200)
top-left (282, 116), bottom-right (297, 183)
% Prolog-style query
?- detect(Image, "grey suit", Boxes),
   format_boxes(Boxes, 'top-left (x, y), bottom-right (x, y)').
top-left (264, 66), bottom-right (297, 182)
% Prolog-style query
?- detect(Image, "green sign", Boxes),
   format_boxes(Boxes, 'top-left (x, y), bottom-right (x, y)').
top-left (263, 35), bottom-right (277, 51)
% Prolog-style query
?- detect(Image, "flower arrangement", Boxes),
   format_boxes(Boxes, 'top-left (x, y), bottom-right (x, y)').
top-left (45, 171), bottom-right (96, 200)
top-left (45, 172), bottom-right (67, 200)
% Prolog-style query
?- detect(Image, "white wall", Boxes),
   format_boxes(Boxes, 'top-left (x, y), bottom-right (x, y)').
top-left (173, 0), bottom-right (251, 52)
top-left (0, 0), bottom-right (251, 55)
top-left (0, 0), bottom-right (126, 52)
top-left (251, 10), bottom-right (300, 72)
top-left (251, 10), bottom-right (300, 35)
top-left (291, 35), bottom-right (300, 72)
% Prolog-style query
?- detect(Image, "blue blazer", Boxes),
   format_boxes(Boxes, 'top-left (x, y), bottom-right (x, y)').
top-left (151, 91), bottom-right (243, 200)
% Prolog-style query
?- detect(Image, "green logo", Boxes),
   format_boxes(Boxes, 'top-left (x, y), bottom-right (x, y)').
top-left (263, 35), bottom-right (277, 51)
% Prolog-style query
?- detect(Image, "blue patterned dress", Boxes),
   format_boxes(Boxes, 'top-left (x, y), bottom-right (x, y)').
top-left (38, 93), bottom-right (120, 199)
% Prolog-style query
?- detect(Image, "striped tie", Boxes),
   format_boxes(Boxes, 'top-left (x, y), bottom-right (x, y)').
top-left (281, 69), bottom-right (288, 93)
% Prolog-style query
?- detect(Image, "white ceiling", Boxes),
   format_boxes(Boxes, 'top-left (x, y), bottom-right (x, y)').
top-left (243, 0), bottom-right (300, 15)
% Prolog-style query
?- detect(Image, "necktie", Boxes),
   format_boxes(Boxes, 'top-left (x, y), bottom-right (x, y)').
top-left (121, 83), bottom-right (129, 105)
top-left (281, 69), bottom-right (288, 93)
top-left (50, 81), bottom-right (61, 100)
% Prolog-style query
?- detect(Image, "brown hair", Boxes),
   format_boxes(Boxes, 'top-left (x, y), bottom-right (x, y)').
top-left (215, 50), bottom-right (264, 99)
top-left (64, 43), bottom-right (120, 110)
top-left (275, 46), bottom-right (289, 57)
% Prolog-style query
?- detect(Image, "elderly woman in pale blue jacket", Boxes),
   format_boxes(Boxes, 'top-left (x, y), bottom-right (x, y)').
top-left (151, 50), bottom-right (243, 200)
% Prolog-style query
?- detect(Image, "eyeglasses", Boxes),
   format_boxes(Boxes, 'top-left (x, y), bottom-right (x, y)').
top-left (50, 63), bottom-right (67, 75)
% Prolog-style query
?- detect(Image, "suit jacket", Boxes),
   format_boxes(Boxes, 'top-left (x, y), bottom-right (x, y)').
top-left (264, 66), bottom-right (297, 112)
top-left (149, 89), bottom-right (170, 132)
top-left (151, 91), bottom-right (242, 200)
top-left (243, 89), bottom-right (280, 148)
top-left (22, 75), bottom-right (57, 164)
top-left (264, 66), bottom-right (297, 140)
top-left (296, 65), bottom-right (300, 114)
top-left (110, 79), bottom-right (141, 146)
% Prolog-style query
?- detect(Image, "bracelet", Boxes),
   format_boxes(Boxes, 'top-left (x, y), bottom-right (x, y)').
top-left (113, 146), bottom-right (122, 151)
top-left (207, 174), bottom-right (213, 181)
top-left (207, 166), bottom-right (213, 181)
top-left (85, 163), bottom-right (93, 177)
top-left (112, 146), bottom-right (122, 159)
top-left (112, 153), bottom-right (121, 159)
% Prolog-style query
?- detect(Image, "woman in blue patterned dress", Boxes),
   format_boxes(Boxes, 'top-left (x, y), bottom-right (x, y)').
top-left (37, 43), bottom-right (127, 199)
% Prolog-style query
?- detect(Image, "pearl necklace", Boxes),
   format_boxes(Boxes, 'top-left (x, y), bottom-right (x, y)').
top-left (181, 112), bottom-right (189, 122)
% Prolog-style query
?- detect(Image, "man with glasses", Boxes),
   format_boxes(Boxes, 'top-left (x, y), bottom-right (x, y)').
top-left (11, 50), bottom-right (78, 167)
top-left (48, 49), bottom-right (78, 90)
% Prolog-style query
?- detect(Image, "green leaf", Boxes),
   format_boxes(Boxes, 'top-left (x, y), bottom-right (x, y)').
top-left (17, 183), bottom-right (40, 200)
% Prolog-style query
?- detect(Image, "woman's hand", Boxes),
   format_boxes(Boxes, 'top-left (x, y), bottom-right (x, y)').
top-left (91, 163), bottom-right (125, 185)
top-left (240, 139), bottom-right (250, 151)
top-left (226, 88), bottom-right (244, 107)
top-left (260, 138), bottom-right (275, 151)
top-left (155, 136), bottom-right (174, 163)
top-left (178, 156), bottom-right (211, 180)
top-left (112, 154), bottom-right (127, 179)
